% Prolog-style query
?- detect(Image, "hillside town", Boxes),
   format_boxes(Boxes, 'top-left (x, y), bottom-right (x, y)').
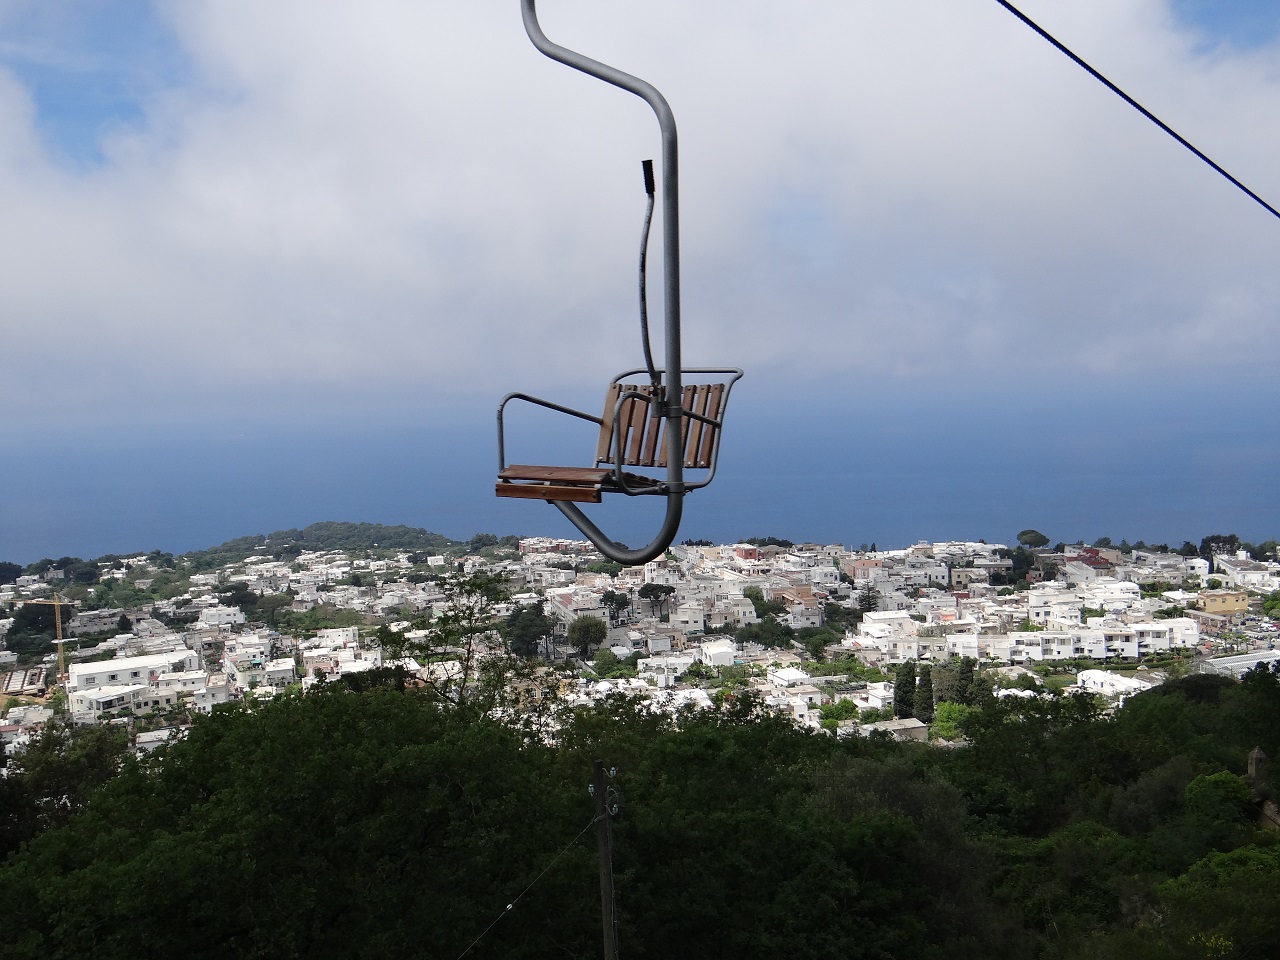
top-left (3, 532), bottom-right (1279, 758)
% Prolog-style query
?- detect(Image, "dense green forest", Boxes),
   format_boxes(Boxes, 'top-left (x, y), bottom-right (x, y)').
top-left (3, 666), bottom-right (1279, 959)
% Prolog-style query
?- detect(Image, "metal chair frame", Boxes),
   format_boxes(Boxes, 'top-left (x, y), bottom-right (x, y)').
top-left (498, 1), bottom-right (741, 565)
top-left (497, 366), bottom-right (744, 498)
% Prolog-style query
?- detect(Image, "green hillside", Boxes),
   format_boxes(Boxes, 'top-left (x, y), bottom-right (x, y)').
top-left (181, 521), bottom-right (481, 570)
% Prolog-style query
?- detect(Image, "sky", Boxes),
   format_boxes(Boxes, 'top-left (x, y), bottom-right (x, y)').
top-left (1, 0), bottom-right (1279, 564)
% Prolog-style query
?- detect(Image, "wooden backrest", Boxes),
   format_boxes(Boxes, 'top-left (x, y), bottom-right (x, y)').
top-left (594, 382), bottom-right (726, 470)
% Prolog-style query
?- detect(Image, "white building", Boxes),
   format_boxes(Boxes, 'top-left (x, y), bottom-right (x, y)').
top-left (1076, 669), bottom-right (1158, 701)
top-left (192, 676), bottom-right (232, 714)
top-left (767, 666), bottom-right (810, 688)
top-left (67, 650), bottom-right (201, 693)
top-left (314, 626), bottom-right (360, 645)
top-left (4, 704), bottom-right (52, 725)
top-left (198, 605), bottom-right (247, 627)
top-left (645, 634), bottom-right (672, 655)
top-left (222, 636), bottom-right (274, 691)
top-left (1213, 554), bottom-right (1280, 593)
top-left (69, 684), bottom-right (150, 723)
top-left (698, 638), bottom-right (737, 667)
top-left (672, 601), bottom-right (706, 635)
top-left (639, 654), bottom-right (697, 688)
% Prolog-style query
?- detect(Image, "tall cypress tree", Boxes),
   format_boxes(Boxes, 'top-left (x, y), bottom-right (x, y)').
top-left (954, 657), bottom-right (976, 706)
top-left (914, 664), bottom-right (935, 723)
top-left (894, 661), bottom-right (916, 719)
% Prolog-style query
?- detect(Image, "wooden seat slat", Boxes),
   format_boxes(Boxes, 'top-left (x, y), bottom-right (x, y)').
top-left (696, 383), bottom-right (725, 468)
top-left (654, 405), bottom-right (669, 468)
top-left (611, 393), bottom-right (630, 464)
top-left (594, 384), bottom-right (623, 465)
top-left (623, 389), bottom-right (650, 465)
top-left (640, 387), bottom-right (664, 465)
top-left (684, 385), bottom-right (708, 469)
top-left (658, 385), bottom-right (697, 469)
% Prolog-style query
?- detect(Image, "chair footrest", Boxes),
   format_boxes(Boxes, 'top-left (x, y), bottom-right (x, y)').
top-left (496, 464), bottom-right (664, 502)
top-left (495, 481), bottom-right (603, 503)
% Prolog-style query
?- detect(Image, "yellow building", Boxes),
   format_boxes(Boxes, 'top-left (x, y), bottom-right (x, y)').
top-left (1196, 589), bottom-right (1249, 615)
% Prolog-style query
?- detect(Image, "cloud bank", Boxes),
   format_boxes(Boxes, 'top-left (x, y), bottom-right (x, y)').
top-left (1, 0), bottom-right (1278, 425)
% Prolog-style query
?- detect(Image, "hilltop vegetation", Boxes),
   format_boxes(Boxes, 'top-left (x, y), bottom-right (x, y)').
top-left (3, 522), bottom-right (511, 589)
top-left (3, 667), bottom-right (1280, 959)
top-left (1, 524), bottom-right (512, 655)
top-left (181, 521), bottom-right (499, 569)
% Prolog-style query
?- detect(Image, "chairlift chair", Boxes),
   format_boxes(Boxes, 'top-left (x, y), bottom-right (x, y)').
top-left (496, 365), bottom-right (744, 502)
top-left (496, 0), bottom-right (742, 566)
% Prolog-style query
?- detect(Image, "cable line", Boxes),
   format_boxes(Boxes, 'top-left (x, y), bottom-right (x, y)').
top-left (453, 814), bottom-right (601, 960)
top-left (993, 0), bottom-right (1280, 223)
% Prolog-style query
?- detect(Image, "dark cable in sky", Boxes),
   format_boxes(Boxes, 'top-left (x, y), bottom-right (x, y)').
top-left (993, 0), bottom-right (1280, 223)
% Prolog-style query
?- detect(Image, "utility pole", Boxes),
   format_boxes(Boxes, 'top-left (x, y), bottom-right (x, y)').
top-left (591, 759), bottom-right (618, 960)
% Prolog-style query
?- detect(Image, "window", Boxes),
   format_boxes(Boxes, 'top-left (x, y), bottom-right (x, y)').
top-left (108, 674), bottom-right (118, 681)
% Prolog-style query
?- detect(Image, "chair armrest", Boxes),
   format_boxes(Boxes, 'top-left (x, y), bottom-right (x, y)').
top-left (497, 392), bottom-right (605, 470)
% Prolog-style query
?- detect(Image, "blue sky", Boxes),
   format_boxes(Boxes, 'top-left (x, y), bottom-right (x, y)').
top-left (1, 1), bottom-right (1279, 563)
top-left (0, 0), bottom-right (187, 167)
top-left (1174, 0), bottom-right (1280, 48)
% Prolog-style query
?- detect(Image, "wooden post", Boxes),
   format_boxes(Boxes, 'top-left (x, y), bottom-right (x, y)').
top-left (592, 760), bottom-right (617, 960)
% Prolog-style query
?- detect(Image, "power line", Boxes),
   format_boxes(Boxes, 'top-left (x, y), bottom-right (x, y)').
top-left (454, 814), bottom-right (601, 960)
top-left (992, 0), bottom-right (1280, 223)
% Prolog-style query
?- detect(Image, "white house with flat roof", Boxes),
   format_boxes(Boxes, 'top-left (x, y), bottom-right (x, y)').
top-left (192, 676), bottom-right (232, 714)
top-left (698, 638), bottom-right (737, 667)
top-left (767, 666), bottom-right (810, 688)
top-left (1213, 555), bottom-right (1280, 593)
top-left (1076, 669), bottom-right (1158, 702)
top-left (198, 605), bottom-right (246, 627)
top-left (67, 650), bottom-right (201, 694)
top-left (69, 684), bottom-right (150, 723)
top-left (672, 601), bottom-right (706, 635)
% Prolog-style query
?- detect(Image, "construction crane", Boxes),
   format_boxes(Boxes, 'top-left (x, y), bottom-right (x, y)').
top-left (23, 591), bottom-right (74, 688)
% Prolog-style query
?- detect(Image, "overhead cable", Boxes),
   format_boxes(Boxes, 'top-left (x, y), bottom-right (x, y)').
top-left (453, 815), bottom-right (601, 960)
top-left (993, 0), bottom-right (1280, 223)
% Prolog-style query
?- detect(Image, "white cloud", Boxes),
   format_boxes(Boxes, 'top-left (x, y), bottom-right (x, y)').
top-left (1, 0), bottom-right (1278, 423)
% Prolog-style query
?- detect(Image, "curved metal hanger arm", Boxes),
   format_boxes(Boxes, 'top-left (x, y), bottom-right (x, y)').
top-left (553, 498), bottom-right (683, 566)
top-left (521, 0), bottom-right (687, 565)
